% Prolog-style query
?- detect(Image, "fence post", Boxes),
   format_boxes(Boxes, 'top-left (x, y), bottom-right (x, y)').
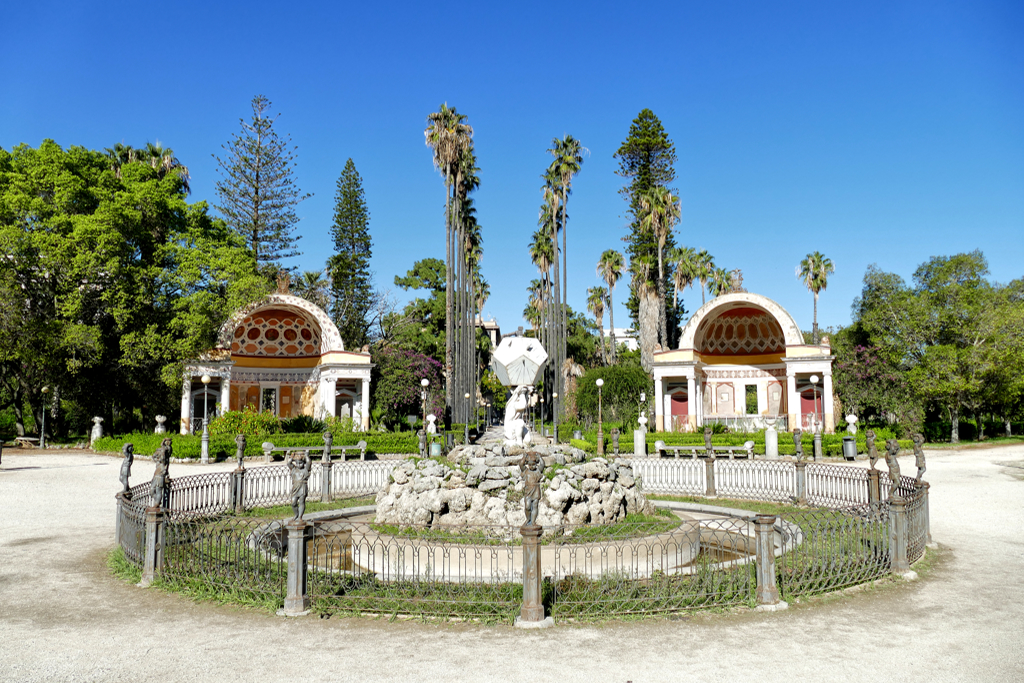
top-left (279, 520), bottom-right (312, 616)
top-left (795, 461), bottom-right (807, 505)
top-left (262, 441), bottom-right (274, 463)
top-left (916, 481), bottom-right (933, 546)
top-left (231, 468), bottom-right (246, 513)
top-left (321, 432), bottom-right (333, 503)
top-left (705, 455), bottom-right (717, 497)
top-left (139, 505), bottom-right (165, 588)
top-left (515, 524), bottom-right (553, 628)
top-left (867, 468), bottom-right (880, 507)
top-left (889, 497), bottom-right (913, 577)
top-left (754, 514), bottom-right (787, 611)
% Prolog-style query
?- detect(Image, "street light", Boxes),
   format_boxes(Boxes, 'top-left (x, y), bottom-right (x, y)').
top-left (596, 378), bottom-right (605, 456)
top-left (810, 375), bottom-right (820, 428)
top-left (40, 386), bottom-right (49, 450)
top-left (420, 378), bottom-right (430, 431)
top-left (552, 392), bottom-right (559, 445)
top-left (201, 375), bottom-right (212, 464)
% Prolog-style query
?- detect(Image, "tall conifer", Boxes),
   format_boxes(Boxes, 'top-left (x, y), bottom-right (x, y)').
top-left (328, 159), bottom-right (374, 349)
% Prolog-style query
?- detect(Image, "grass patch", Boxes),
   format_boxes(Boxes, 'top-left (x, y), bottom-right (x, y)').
top-left (107, 547), bottom-right (142, 584)
top-left (649, 494), bottom-right (807, 517)
top-left (233, 495), bottom-right (375, 519)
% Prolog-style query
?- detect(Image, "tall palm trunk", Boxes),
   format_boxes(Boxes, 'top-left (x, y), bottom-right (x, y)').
top-left (444, 182), bottom-right (454, 415)
top-left (596, 310), bottom-right (605, 365)
top-left (657, 246), bottom-right (668, 349)
top-left (608, 287), bottom-right (617, 364)
top-left (561, 190), bottom-right (569, 419)
top-left (550, 204), bottom-right (562, 405)
top-left (812, 291), bottom-right (819, 344)
top-left (639, 285), bottom-right (659, 374)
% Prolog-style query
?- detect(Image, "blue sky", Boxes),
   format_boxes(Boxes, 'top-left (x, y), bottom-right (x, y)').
top-left (2, 0), bottom-right (1022, 339)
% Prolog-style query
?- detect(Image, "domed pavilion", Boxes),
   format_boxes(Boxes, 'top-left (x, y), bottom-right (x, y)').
top-left (178, 291), bottom-right (372, 434)
top-left (652, 292), bottom-right (835, 434)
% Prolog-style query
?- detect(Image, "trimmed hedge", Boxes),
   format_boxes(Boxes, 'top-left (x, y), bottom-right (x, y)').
top-left (93, 431), bottom-right (420, 460)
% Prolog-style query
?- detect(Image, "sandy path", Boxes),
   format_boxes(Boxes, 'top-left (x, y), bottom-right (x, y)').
top-left (1, 445), bottom-right (1022, 682)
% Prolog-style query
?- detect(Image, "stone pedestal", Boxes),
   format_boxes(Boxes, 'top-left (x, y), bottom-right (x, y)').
top-left (518, 524), bottom-right (546, 624)
top-left (867, 469), bottom-right (880, 508)
top-left (765, 426), bottom-right (779, 459)
top-left (704, 457), bottom-right (717, 497)
top-left (754, 514), bottom-right (787, 611)
top-left (280, 520), bottom-right (312, 616)
top-left (633, 429), bottom-right (646, 458)
top-left (813, 433), bottom-right (822, 461)
top-left (139, 506), bottom-right (164, 588)
top-left (795, 461), bottom-right (807, 505)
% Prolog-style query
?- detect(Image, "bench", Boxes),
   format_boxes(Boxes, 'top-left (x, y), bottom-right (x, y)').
top-left (14, 437), bottom-right (39, 449)
top-left (653, 441), bottom-right (755, 460)
top-left (261, 440), bottom-right (368, 463)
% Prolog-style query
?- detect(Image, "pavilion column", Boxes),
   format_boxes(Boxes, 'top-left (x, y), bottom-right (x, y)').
top-left (654, 377), bottom-right (664, 432)
top-left (180, 376), bottom-right (192, 435)
top-left (787, 372), bottom-right (799, 432)
top-left (323, 378), bottom-right (337, 419)
top-left (360, 378), bottom-right (371, 431)
top-left (823, 373), bottom-right (835, 434)
top-left (220, 377), bottom-right (231, 413)
top-left (686, 376), bottom-right (696, 433)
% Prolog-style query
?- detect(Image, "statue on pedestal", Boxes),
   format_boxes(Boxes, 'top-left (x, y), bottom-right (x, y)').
top-left (234, 434), bottom-right (247, 470)
top-left (119, 443), bottom-right (134, 496)
top-left (866, 430), bottom-right (878, 470)
top-left (704, 426), bottom-right (714, 457)
top-left (151, 438), bottom-right (172, 508)
top-left (885, 439), bottom-right (902, 498)
top-left (912, 433), bottom-right (926, 482)
top-left (793, 429), bottom-right (804, 461)
top-left (519, 452), bottom-right (544, 527)
top-left (287, 451), bottom-right (312, 520)
top-left (504, 386), bottom-right (533, 447)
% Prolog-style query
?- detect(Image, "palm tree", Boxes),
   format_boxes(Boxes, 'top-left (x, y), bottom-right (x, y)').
top-left (638, 185), bottom-right (681, 348)
top-left (104, 143), bottom-right (140, 178)
top-left (797, 251), bottom-right (835, 344)
top-left (632, 257), bottom-right (659, 373)
top-left (587, 286), bottom-right (608, 365)
top-left (142, 141), bottom-right (191, 193)
top-left (425, 104), bottom-right (473, 415)
top-left (547, 135), bottom-right (586, 319)
top-left (542, 172), bottom-right (563, 403)
top-left (708, 267), bottom-right (734, 298)
top-left (694, 249), bottom-right (715, 306)
top-left (669, 246), bottom-right (697, 310)
top-left (597, 250), bottom-right (624, 363)
top-left (293, 270), bottom-right (331, 311)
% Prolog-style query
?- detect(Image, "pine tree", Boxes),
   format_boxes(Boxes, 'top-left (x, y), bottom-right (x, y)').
top-left (328, 159), bottom-right (374, 349)
top-left (214, 94), bottom-right (310, 280)
top-left (614, 109), bottom-right (682, 346)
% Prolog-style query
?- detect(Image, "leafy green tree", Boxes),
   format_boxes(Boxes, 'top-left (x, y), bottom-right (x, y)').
top-left (0, 140), bottom-right (264, 437)
top-left (370, 347), bottom-right (444, 426)
top-left (614, 109), bottom-right (681, 340)
top-left (797, 251), bottom-right (835, 344)
top-left (327, 158), bottom-right (374, 348)
top-left (214, 94), bottom-right (310, 280)
top-left (292, 270), bottom-right (331, 311)
top-left (385, 258), bottom-right (447, 362)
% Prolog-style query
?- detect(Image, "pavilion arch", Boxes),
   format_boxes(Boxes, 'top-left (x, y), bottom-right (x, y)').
top-left (653, 292), bottom-right (835, 435)
top-left (180, 293), bottom-right (371, 435)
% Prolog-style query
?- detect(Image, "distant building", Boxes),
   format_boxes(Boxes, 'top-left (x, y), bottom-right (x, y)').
top-left (602, 327), bottom-right (639, 352)
top-left (476, 316), bottom-right (501, 347)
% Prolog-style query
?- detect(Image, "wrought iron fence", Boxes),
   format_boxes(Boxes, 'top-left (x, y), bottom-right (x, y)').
top-left (116, 457), bottom-right (933, 619)
top-left (775, 505), bottom-right (891, 598)
top-left (716, 460), bottom-right (795, 502)
top-left (308, 521), bottom-right (520, 620)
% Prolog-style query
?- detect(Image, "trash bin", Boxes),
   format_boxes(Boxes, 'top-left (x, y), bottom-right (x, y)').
top-left (429, 442), bottom-right (442, 457)
top-left (573, 430), bottom-right (583, 441)
top-left (842, 435), bottom-right (857, 461)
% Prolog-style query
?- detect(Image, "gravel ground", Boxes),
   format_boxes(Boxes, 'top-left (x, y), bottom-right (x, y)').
top-left (1, 445), bottom-right (1022, 683)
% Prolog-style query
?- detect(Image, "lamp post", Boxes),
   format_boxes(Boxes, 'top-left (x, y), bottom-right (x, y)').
top-left (464, 392), bottom-right (471, 444)
top-left (40, 386), bottom-right (49, 450)
top-left (596, 378), bottom-right (605, 456)
top-left (421, 378), bottom-right (430, 430)
top-left (552, 392), bottom-right (558, 445)
top-left (201, 375), bottom-right (211, 464)
top-left (810, 374), bottom-right (822, 460)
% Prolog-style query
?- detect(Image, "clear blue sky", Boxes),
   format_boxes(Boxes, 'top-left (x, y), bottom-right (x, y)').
top-left (2, 1), bottom-right (1022, 339)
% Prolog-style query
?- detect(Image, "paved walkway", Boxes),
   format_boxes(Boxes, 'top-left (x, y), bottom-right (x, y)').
top-left (1, 445), bottom-right (1022, 682)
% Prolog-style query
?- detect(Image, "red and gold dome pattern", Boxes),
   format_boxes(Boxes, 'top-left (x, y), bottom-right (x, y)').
top-left (230, 309), bottom-right (321, 357)
top-left (696, 307), bottom-right (786, 356)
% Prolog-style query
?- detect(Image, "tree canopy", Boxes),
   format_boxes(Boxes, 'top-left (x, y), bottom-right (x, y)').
top-left (328, 158), bottom-right (374, 349)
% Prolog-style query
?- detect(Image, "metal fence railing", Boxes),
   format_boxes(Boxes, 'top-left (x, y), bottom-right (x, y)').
top-left (116, 455), bottom-right (931, 621)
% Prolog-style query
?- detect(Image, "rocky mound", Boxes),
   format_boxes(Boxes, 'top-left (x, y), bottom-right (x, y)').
top-left (373, 442), bottom-right (652, 529)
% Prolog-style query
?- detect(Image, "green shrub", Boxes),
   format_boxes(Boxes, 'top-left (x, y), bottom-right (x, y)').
top-left (282, 415), bottom-right (324, 433)
top-left (94, 430), bottom-right (420, 459)
top-left (208, 408), bottom-right (282, 437)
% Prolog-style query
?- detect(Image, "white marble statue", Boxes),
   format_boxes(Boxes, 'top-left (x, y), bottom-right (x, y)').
top-left (425, 414), bottom-right (437, 435)
top-left (846, 414), bottom-right (858, 435)
top-left (90, 416), bottom-right (104, 445)
top-left (503, 385), bottom-right (533, 447)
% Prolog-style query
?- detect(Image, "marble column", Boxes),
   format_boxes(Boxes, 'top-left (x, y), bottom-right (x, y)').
top-left (360, 378), bottom-right (371, 431)
top-left (179, 376), bottom-right (192, 435)
top-left (322, 378), bottom-right (337, 419)
top-left (787, 372), bottom-right (799, 432)
top-left (220, 376), bottom-right (231, 413)
top-left (654, 377), bottom-right (664, 432)
top-left (686, 376), bottom-right (696, 433)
